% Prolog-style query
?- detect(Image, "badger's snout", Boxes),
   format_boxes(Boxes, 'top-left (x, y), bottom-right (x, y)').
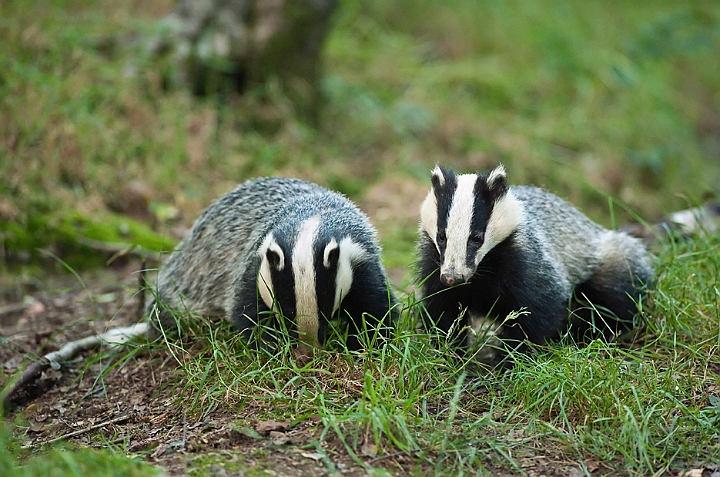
top-left (440, 270), bottom-right (468, 286)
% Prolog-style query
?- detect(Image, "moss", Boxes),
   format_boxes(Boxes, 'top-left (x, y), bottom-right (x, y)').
top-left (1, 208), bottom-right (177, 270)
top-left (187, 453), bottom-right (252, 477)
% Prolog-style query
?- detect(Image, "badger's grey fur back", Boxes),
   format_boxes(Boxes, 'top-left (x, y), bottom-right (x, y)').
top-left (417, 165), bottom-right (653, 359)
top-left (149, 177), bottom-right (396, 354)
top-left (151, 179), bottom-right (320, 320)
top-left (510, 185), bottom-right (649, 296)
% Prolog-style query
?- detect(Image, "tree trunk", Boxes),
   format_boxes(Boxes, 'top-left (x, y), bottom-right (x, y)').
top-left (148, 0), bottom-right (338, 122)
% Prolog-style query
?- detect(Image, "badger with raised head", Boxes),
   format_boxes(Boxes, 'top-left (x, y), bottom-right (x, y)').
top-left (417, 165), bottom-right (653, 357)
top-left (150, 177), bottom-right (397, 355)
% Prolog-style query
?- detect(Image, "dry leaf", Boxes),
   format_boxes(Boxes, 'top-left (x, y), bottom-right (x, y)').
top-left (584, 458), bottom-right (600, 473)
top-left (681, 470), bottom-right (703, 477)
top-left (361, 441), bottom-right (378, 458)
top-left (269, 431), bottom-right (291, 445)
top-left (255, 419), bottom-right (290, 435)
top-left (28, 421), bottom-right (45, 433)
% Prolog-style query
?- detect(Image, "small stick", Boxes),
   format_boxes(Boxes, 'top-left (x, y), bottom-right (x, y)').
top-left (25, 414), bottom-right (130, 448)
top-left (369, 449), bottom-right (421, 464)
top-left (2, 323), bottom-right (150, 409)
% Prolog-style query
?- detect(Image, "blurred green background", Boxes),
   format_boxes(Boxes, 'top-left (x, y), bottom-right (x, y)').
top-left (1, 0), bottom-right (719, 283)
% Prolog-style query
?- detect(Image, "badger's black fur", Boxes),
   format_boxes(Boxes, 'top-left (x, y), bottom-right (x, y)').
top-left (417, 165), bottom-right (654, 357)
top-left (149, 177), bottom-right (396, 354)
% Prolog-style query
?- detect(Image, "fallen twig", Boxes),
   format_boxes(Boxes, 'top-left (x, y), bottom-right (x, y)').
top-left (1, 361), bottom-right (51, 409)
top-left (2, 323), bottom-right (150, 409)
top-left (25, 414), bottom-right (130, 448)
top-left (369, 448), bottom-right (421, 464)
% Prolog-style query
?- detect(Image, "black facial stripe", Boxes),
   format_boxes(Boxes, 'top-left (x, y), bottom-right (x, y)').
top-left (472, 176), bottom-right (493, 237)
top-left (315, 246), bottom-right (337, 313)
top-left (434, 167), bottom-right (458, 234)
top-left (314, 234), bottom-right (339, 345)
top-left (462, 174), bottom-right (496, 270)
top-left (268, 251), bottom-right (296, 338)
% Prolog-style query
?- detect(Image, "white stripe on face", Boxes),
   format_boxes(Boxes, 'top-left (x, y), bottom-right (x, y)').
top-left (292, 216), bottom-right (321, 350)
top-left (257, 233), bottom-right (284, 310)
top-left (333, 237), bottom-right (367, 315)
top-left (441, 173), bottom-right (477, 280)
top-left (475, 189), bottom-right (524, 265)
top-left (421, 166), bottom-right (445, 245)
top-left (420, 190), bottom-right (438, 243)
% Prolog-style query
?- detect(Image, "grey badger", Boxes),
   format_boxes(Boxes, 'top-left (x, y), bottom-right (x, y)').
top-left (148, 177), bottom-right (397, 355)
top-left (4, 177), bottom-right (399, 408)
top-left (416, 164), bottom-right (654, 357)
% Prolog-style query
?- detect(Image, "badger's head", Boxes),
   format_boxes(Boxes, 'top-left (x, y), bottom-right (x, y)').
top-left (420, 164), bottom-right (524, 286)
top-left (256, 215), bottom-right (367, 356)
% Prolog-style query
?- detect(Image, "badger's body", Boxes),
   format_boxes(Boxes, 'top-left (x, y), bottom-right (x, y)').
top-left (150, 177), bottom-right (396, 354)
top-left (417, 165), bottom-right (653, 356)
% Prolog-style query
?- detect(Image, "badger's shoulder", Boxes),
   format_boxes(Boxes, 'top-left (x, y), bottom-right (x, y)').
top-left (510, 185), bottom-right (605, 237)
top-left (210, 177), bottom-right (327, 216)
top-left (509, 185), bottom-right (654, 284)
top-left (180, 178), bottom-right (324, 242)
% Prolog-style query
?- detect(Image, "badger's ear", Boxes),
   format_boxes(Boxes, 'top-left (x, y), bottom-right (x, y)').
top-left (323, 239), bottom-right (340, 269)
top-left (486, 164), bottom-right (509, 201)
top-left (266, 242), bottom-right (285, 271)
top-left (430, 165), bottom-right (446, 189)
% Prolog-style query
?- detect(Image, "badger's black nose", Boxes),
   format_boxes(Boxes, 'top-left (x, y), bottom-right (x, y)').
top-left (440, 274), bottom-right (460, 286)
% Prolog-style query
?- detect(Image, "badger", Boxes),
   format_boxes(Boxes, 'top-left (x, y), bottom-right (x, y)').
top-left (417, 165), bottom-right (654, 357)
top-left (148, 177), bottom-right (397, 356)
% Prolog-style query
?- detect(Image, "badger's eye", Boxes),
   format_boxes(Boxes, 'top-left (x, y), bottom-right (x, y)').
top-left (436, 230), bottom-right (447, 246)
top-left (469, 233), bottom-right (484, 245)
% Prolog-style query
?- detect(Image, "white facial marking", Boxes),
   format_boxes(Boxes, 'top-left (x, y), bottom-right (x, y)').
top-left (257, 233), bottom-right (284, 310)
top-left (293, 216), bottom-right (321, 348)
top-left (323, 238), bottom-right (339, 268)
top-left (476, 189), bottom-right (524, 264)
top-left (420, 190), bottom-right (438, 243)
top-left (334, 237), bottom-right (368, 315)
top-left (441, 174), bottom-right (477, 280)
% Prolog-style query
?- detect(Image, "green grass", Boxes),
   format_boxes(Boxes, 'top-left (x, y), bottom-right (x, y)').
top-left (2, 0), bottom-right (720, 474)
top-left (160, 232), bottom-right (719, 475)
top-left (0, 423), bottom-right (160, 477)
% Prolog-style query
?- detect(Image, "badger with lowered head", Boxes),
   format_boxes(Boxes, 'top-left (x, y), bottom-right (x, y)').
top-left (150, 177), bottom-right (396, 356)
top-left (417, 165), bottom-right (653, 358)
